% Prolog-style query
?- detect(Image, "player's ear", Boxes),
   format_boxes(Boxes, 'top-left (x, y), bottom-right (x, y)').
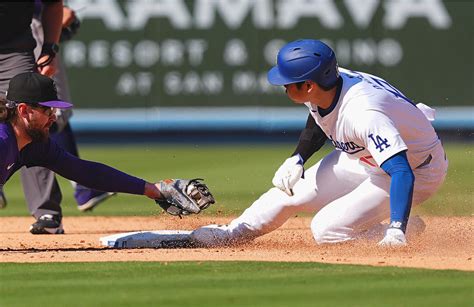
top-left (17, 103), bottom-right (30, 118)
top-left (306, 81), bottom-right (315, 93)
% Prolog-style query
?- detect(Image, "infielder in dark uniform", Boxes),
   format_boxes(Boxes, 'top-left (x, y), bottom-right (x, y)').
top-left (0, 1), bottom-right (114, 234)
top-left (1, 72), bottom-right (215, 234)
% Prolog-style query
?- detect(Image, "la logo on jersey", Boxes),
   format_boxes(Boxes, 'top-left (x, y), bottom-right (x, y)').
top-left (328, 135), bottom-right (365, 154)
top-left (369, 134), bottom-right (391, 152)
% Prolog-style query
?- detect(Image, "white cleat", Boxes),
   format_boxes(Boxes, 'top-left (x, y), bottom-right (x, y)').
top-left (378, 228), bottom-right (407, 247)
top-left (190, 224), bottom-right (233, 247)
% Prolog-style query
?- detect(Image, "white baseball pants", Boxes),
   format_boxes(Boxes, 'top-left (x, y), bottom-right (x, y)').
top-left (212, 143), bottom-right (447, 244)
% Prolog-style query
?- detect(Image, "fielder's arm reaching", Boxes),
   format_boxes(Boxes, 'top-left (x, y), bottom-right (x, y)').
top-left (0, 72), bottom-right (214, 215)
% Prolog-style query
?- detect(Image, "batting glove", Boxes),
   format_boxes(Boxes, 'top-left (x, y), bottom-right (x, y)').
top-left (378, 227), bottom-right (407, 247)
top-left (272, 154), bottom-right (304, 196)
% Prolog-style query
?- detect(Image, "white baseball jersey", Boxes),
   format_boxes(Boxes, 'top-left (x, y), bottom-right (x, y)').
top-left (305, 68), bottom-right (440, 170)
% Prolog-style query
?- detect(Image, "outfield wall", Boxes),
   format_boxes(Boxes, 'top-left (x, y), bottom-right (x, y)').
top-left (64, 0), bottom-right (472, 109)
top-left (69, 106), bottom-right (473, 144)
top-left (70, 107), bottom-right (473, 132)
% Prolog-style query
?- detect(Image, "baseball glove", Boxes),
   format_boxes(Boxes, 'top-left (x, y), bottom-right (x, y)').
top-left (156, 178), bottom-right (215, 216)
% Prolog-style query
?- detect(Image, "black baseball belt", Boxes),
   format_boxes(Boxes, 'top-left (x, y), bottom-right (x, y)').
top-left (416, 154), bottom-right (432, 169)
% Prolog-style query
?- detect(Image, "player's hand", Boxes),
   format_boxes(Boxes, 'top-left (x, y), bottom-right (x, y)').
top-left (62, 7), bottom-right (76, 28)
top-left (60, 6), bottom-right (81, 42)
top-left (378, 227), bottom-right (407, 247)
top-left (272, 154), bottom-right (304, 196)
top-left (36, 55), bottom-right (57, 77)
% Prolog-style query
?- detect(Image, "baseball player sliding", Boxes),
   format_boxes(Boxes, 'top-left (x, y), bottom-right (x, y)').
top-left (191, 39), bottom-right (448, 247)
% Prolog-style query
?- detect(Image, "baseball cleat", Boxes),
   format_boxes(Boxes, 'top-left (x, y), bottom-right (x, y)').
top-left (78, 192), bottom-right (116, 212)
top-left (378, 228), bottom-right (407, 247)
top-left (30, 214), bottom-right (64, 235)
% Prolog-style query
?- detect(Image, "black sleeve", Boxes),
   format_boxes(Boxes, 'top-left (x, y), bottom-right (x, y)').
top-left (292, 114), bottom-right (328, 163)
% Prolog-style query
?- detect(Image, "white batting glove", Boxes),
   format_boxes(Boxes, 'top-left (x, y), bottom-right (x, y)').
top-left (272, 154), bottom-right (304, 196)
top-left (378, 228), bottom-right (407, 247)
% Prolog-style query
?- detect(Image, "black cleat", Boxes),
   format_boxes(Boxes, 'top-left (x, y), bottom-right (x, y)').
top-left (30, 214), bottom-right (64, 234)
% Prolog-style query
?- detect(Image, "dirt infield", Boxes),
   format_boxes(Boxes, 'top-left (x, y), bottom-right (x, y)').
top-left (0, 216), bottom-right (472, 271)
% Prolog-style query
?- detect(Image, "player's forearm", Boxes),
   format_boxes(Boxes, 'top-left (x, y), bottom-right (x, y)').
top-left (21, 140), bottom-right (146, 195)
top-left (292, 115), bottom-right (327, 162)
top-left (52, 157), bottom-right (147, 195)
top-left (41, 1), bottom-right (63, 44)
top-left (381, 151), bottom-right (415, 232)
top-left (387, 171), bottom-right (414, 231)
top-left (144, 182), bottom-right (162, 199)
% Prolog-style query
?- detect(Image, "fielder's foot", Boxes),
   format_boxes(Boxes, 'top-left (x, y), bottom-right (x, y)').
top-left (30, 214), bottom-right (64, 235)
top-left (0, 189), bottom-right (6, 209)
top-left (78, 192), bottom-right (116, 212)
top-left (190, 224), bottom-right (233, 247)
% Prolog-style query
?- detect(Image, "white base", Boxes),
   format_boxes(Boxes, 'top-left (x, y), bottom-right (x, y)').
top-left (100, 230), bottom-right (192, 248)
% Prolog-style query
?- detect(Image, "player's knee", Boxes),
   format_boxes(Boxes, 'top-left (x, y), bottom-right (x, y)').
top-left (311, 219), bottom-right (353, 244)
top-left (311, 220), bottom-right (330, 244)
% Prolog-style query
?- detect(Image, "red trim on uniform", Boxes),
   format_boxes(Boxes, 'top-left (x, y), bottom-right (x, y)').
top-left (360, 155), bottom-right (376, 167)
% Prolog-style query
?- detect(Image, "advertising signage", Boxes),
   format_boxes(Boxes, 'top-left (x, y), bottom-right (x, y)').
top-left (64, 0), bottom-right (473, 108)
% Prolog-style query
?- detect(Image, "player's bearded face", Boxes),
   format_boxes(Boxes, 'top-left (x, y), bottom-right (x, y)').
top-left (25, 106), bottom-right (56, 142)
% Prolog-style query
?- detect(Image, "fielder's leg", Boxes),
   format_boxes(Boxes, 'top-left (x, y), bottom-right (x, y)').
top-left (21, 166), bottom-right (63, 219)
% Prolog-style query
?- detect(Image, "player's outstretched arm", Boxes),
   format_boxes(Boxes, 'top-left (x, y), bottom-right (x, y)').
top-left (20, 140), bottom-right (147, 195)
top-left (20, 140), bottom-right (215, 214)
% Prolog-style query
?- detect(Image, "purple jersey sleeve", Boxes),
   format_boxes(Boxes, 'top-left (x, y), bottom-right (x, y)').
top-left (19, 140), bottom-right (146, 195)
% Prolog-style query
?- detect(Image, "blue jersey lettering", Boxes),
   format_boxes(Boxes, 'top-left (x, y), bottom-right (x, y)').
top-left (329, 135), bottom-right (365, 154)
top-left (346, 70), bottom-right (414, 105)
top-left (369, 77), bottom-right (414, 105)
top-left (369, 134), bottom-right (391, 152)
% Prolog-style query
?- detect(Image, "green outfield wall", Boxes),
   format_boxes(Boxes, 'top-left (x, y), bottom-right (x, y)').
top-left (64, 0), bottom-right (473, 108)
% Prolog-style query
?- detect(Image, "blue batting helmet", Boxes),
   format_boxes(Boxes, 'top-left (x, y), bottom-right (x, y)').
top-left (267, 39), bottom-right (339, 88)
